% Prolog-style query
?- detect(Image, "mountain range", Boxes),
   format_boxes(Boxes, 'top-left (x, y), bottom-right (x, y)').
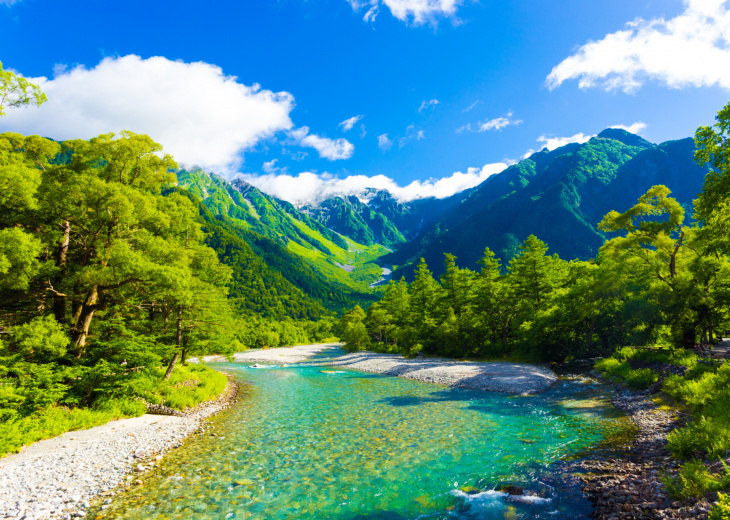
top-left (177, 128), bottom-right (710, 317)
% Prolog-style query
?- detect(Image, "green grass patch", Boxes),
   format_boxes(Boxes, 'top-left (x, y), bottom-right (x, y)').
top-left (594, 357), bottom-right (659, 390)
top-left (0, 363), bottom-right (227, 457)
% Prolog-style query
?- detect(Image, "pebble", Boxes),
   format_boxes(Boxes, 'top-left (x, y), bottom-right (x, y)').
top-left (574, 371), bottom-right (718, 520)
top-left (0, 381), bottom-right (240, 519)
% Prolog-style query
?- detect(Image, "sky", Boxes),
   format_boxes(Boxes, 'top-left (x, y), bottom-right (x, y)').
top-left (1, 0), bottom-right (729, 204)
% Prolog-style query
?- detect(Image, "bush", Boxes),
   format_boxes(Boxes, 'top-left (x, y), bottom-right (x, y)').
top-left (595, 357), bottom-right (659, 390)
top-left (662, 460), bottom-right (730, 500)
top-left (710, 493), bottom-right (730, 520)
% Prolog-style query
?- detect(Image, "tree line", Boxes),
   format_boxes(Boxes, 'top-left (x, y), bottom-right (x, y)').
top-left (340, 103), bottom-right (730, 361)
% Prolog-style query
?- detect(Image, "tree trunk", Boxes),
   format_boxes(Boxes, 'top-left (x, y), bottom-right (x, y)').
top-left (53, 221), bottom-right (70, 323)
top-left (73, 285), bottom-right (99, 357)
top-left (163, 305), bottom-right (183, 380)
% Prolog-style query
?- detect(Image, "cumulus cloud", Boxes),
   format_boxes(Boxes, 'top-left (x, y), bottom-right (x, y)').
top-left (458, 112), bottom-right (522, 133)
top-left (339, 115), bottom-right (364, 132)
top-left (347, 0), bottom-right (462, 25)
top-left (610, 121), bottom-right (648, 134)
top-left (547, 0), bottom-right (730, 93)
top-left (377, 133), bottom-right (394, 150)
top-left (0, 55), bottom-right (294, 174)
top-left (241, 162), bottom-right (508, 205)
top-left (290, 126), bottom-right (355, 160)
top-left (521, 132), bottom-right (594, 159)
top-left (418, 99), bottom-right (439, 113)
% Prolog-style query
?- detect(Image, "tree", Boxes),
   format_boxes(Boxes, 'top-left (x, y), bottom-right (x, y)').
top-left (598, 185), bottom-right (710, 347)
top-left (508, 235), bottom-right (565, 312)
top-left (340, 305), bottom-right (369, 351)
top-left (0, 61), bottom-right (47, 117)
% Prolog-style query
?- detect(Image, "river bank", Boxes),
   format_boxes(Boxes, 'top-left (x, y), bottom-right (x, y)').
top-left (190, 343), bottom-right (342, 364)
top-left (575, 382), bottom-right (714, 520)
top-left (0, 380), bottom-right (241, 520)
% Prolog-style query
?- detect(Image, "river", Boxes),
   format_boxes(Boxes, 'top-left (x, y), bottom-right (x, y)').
top-left (94, 360), bottom-right (631, 519)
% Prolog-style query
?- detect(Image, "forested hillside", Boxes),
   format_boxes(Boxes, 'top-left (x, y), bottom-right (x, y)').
top-left (177, 169), bottom-right (391, 296)
top-left (386, 129), bottom-right (710, 279)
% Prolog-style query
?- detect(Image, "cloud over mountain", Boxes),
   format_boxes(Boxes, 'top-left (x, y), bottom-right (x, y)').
top-left (241, 162), bottom-right (507, 205)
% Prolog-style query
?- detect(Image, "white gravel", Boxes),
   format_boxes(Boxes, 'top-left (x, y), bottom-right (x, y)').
top-left (314, 351), bottom-right (558, 395)
top-left (0, 383), bottom-right (237, 520)
top-left (190, 343), bottom-right (342, 365)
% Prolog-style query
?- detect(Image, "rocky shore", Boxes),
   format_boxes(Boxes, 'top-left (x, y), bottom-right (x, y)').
top-left (315, 351), bottom-right (558, 394)
top-left (189, 343), bottom-right (342, 364)
top-left (0, 380), bottom-right (241, 520)
top-left (576, 382), bottom-right (715, 519)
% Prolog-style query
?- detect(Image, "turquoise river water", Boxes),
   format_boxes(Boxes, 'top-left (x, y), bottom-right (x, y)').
top-left (96, 359), bottom-right (632, 520)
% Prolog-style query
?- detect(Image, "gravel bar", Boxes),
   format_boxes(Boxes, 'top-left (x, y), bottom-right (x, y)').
top-left (190, 343), bottom-right (342, 365)
top-left (312, 351), bottom-right (558, 395)
top-left (0, 381), bottom-right (240, 520)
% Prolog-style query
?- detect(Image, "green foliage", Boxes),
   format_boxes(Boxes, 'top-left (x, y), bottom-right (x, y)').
top-left (594, 357), bottom-right (659, 390)
top-left (661, 460), bottom-right (730, 500)
top-left (664, 362), bottom-right (730, 459)
top-left (0, 60), bottom-right (47, 116)
top-left (339, 305), bottom-right (369, 351)
top-left (710, 493), bottom-right (730, 520)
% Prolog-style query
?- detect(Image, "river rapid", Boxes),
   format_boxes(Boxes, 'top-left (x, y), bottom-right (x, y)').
top-left (94, 361), bottom-right (632, 520)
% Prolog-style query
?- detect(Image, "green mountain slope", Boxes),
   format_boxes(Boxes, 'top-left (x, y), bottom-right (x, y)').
top-left (300, 194), bottom-right (406, 249)
top-left (386, 129), bottom-right (709, 279)
top-left (177, 169), bottom-right (389, 298)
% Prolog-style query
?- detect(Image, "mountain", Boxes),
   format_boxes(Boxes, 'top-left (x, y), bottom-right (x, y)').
top-left (299, 194), bottom-right (406, 249)
top-left (385, 129), bottom-right (709, 279)
top-left (177, 169), bottom-right (391, 301)
top-left (298, 187), bottom-right (473, 248)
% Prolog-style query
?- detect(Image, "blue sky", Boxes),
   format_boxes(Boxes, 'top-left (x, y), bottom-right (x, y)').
top-left (1, 0), bottom-right (729, 203)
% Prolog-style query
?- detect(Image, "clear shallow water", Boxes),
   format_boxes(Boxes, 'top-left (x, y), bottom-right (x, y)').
top-left (96, 364), bottom-right (631, 520)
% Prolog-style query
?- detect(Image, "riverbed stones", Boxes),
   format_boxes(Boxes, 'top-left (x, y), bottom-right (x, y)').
top-left (574, 376), bottom-right (714, 520)
top-left (189, 343), bottom-right (343, 364)
top-left (314, 351), bottom-right (558, 394)
top-left (0, 380), bottom-right (241, 520)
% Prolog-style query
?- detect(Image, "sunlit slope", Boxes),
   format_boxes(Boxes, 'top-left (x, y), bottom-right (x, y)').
top-left (177, 169), bottom-right (389, 294)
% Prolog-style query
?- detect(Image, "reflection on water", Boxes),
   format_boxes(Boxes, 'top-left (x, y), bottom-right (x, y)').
top-left (94, 365), bottom-right (631, 520)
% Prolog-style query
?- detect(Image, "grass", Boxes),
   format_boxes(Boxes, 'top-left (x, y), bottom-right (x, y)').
top-left (286, 220), bottom-right (390, 292)
top-left (0, 363), bottom-right (228, 457)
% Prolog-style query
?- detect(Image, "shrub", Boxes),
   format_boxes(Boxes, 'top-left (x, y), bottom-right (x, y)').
top-left (710, 493), bottom-right (730, 520)
top-left (662, 460), bottom-right (730, 500)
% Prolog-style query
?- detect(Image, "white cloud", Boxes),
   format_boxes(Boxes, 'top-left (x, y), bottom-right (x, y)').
top-left (0, 55), bottom-right (294, 174)
top-left (0, 0), bottom-right (21, 5)
top-left (263, 159), bottom-right (287, 175)
top-left (418, 99), bottom-right (439, 113)
top-left (458, 112), bottom-right (522, 133)
top-left (609, 121), bottom-right (648, 134)
top-left (537, 132), bottom-right (593, 151)
top-left (547, 0), bottom-right (730, 93)
top-left (398, 125), bottom-right (425, 147)
top-left (521, 132), bottom-right (594, 159)
top-left (242, 162), bottom-right (508, 205)
top-left (339, 115), bottom-right (364, 132)
top-left (377, 133), bottom-right (393, 150)
top-left (462, 100), bottom-right (479, 113)
top-left (347, 0), bottom-right (462, 25)
top-left (290, 126), bottom-right (355, 160)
